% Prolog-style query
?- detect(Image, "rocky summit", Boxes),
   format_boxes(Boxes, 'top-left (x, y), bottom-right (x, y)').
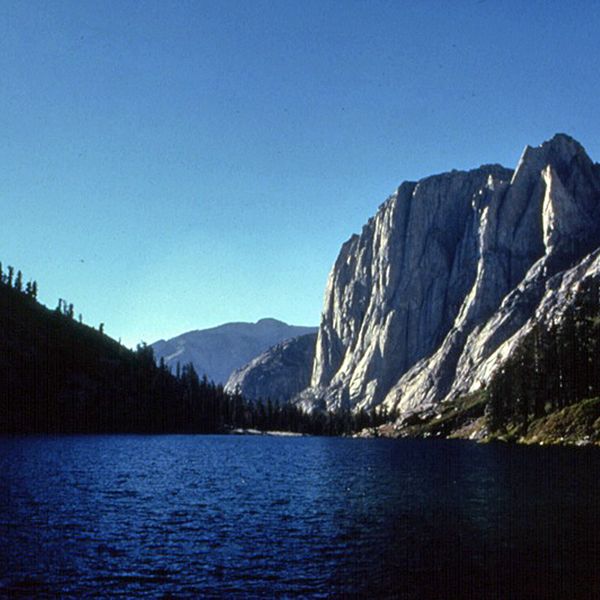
top-left (295, 134), bottom-right (600, 420)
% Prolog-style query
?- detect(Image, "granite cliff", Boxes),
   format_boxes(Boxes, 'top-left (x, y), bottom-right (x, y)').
top-left (297, 134), bottom-right (600, 421)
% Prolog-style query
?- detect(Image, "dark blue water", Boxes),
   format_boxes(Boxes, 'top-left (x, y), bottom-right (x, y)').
top-left (1, 436), bottom-right (599, 599)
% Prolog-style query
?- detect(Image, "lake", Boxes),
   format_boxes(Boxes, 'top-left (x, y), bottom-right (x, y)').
top-left (1, 435), bottom-right (599, 598)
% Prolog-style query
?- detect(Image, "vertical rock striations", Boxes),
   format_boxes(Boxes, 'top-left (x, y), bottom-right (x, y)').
top-left (297, 134), bottom-right (600, 417)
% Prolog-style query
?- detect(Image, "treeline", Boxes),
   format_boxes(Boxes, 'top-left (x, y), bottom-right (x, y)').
top-left (0, 262), bottom-right (38, 299)
top-left (486, 278), bottom-right (600, 433)
top-left (1, 262), bottom-right (94, 327)
top-left (148, 358), bottom-right (398, 436)
top-left (222, 388), bottom-right (397, 436)
top-left (0, 261), bottom-right (390, 435)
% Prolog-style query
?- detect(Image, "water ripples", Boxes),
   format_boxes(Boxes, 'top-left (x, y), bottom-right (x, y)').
top-left (1, 435), bottom-right (600, 598)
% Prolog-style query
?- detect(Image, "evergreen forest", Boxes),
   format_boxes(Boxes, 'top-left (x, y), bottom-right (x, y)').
top-left (0, 263), bottom-right (393, 435)
top-left (486, 278), bottom-right (600, 436)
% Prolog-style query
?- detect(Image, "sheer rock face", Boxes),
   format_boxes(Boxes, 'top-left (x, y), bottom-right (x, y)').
top-left (224, 333), bottom-right (317, 403)
top-left (297, 134), bottom-right (600, 415)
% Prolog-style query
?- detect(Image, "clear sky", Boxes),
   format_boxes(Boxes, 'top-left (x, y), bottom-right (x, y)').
top-left (1, 0), bottom-right (599, 347)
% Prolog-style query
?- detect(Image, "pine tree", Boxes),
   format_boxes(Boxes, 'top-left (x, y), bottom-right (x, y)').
top-left (486, 367), bottom-right (508, 432)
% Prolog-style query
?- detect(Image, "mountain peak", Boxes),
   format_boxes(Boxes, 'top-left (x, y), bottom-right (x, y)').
top-left (540, 132), bottom-right (586, 159)
top-left (511, 133), bottom-right (590, 186)
top-left (256, 318), bottom-right (286, 326)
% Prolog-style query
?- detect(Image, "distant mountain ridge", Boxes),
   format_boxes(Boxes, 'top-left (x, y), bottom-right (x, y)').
top-left (151, 318), bottom-right (317, 384)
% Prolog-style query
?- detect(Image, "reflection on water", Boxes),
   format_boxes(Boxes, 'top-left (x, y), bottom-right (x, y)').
top-left (1, 435), bottom-right (599, 598)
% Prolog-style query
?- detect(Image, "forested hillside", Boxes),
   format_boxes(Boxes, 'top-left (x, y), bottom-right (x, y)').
top-left (0, 263), bottom-right (217, 432)
top-left (486, 278), bottom-right (600, 442)
top-left (0, 264), bottom-right (388, 435)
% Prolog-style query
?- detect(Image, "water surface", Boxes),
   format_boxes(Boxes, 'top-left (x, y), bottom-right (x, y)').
top-left (1, 436), bottom-right (599, 598)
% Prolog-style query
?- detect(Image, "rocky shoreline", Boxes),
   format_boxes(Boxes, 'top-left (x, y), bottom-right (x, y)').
top-left (353, 396), bottom-right (600, 448)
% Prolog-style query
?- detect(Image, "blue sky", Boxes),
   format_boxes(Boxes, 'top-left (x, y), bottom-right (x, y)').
top-left (1, 0), bottom-right (599, 347)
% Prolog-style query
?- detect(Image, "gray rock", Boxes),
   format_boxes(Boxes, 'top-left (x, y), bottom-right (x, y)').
top-left (225, 333), bottom-right (317, 402)
top-left (298, 134), bottom-right (600, 417)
